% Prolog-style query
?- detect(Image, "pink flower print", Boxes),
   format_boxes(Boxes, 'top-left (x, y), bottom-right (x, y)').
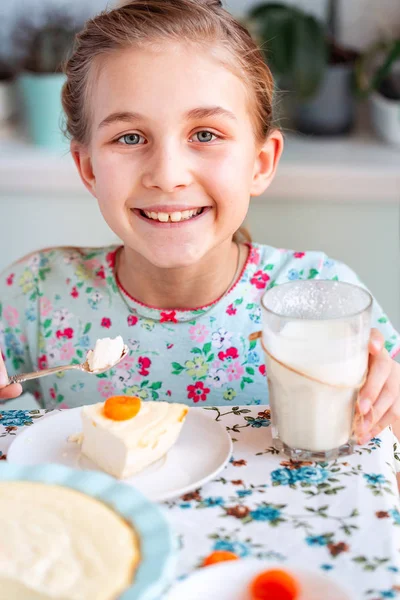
top-left (293, 252), bottom-right (305, 259)
top-left (138, 356), bottom-right (151, 376)
top-left (58, 403), bottom-right (69, 409)
top-left (3, 306), bottom-right (19, 327)
top-left (40, 297), bottom-right (53, 317)
top-left (226, 303), bottom-right (237, 316)
top-left (20, 334), bottom-right (27, 344)
top-left (71, 286), bottom-right (79, 299)
top-left (250, 270), bottom-right (270, 290)
top-left (226, 361), bottom-right (245, 381)
top-left (84, 259), bottom-right (101, 273)
top-left (38, 355), bottom-right (48, 370)
top-left (116, 354), bottom-right (135, 372)
top-left (6, 273), bottom-right (14, 286)
top-left (166, 390), bottom-right (172, 397)
top-left (60, 342), bottom-right (74, 362)
top-left (160, 311), bottom-right (178, 323)
top-left (50, 387), bottom-right (56, 400)
top-left (187, 381), bottom-right (210, 403)
top-left (127, 315), bottom-right (138, 327)
top-left (98, 379), bottom-right (116, 398)
top-left (101, 317), bottom-right (112, 328)
top-left (189, 324), bottom-right (209, 343)
top-left (259, 364), bottom-right (266, 376)
top-left (249, 246), bottom-right (260, 265)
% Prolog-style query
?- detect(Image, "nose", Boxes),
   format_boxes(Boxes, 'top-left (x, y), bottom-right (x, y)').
top-left (141, 140), bottom-right (193, 193)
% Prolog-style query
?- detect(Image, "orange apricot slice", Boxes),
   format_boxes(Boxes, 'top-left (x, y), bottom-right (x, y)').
top-left (104, 396), bottom-right (141, 421)
top-left (202, 550), bottom-right (239, 567)
top-left (250, 568), bottom-right (300, 600)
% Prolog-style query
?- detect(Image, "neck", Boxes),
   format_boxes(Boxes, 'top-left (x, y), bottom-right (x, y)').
top-left (116, 240), bottom-right (248, 310)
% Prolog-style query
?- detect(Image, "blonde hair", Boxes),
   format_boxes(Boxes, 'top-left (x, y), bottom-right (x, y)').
top-left (62, 0), bottom-right (276, 244)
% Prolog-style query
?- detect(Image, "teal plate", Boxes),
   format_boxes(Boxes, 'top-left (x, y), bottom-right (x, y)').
top-left (0, 463), bottom-right (176, 600)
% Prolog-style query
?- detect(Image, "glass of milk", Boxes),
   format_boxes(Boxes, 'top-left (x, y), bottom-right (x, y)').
top-left (261, 280), bottom-right (372, 460)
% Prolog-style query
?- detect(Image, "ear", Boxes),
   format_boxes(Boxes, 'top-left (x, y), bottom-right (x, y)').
top-left (250, 129), bottom-right (284, 197)
top-left (70, 140), bottom-right (97, 197)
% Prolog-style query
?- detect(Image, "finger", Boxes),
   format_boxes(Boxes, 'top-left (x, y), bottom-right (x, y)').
top-left (356, 379), bottom-right (396, 439)
top-left (368, 328), bottom-right (385, 356)
top-left (357, 349), bottom-right (392, 415)
top-left (0, 383), bottom-right (23, 401)
top-left (359, 396), bottom-right (400, 444)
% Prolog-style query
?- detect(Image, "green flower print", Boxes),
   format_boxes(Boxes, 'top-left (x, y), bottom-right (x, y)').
top-left (19, 270), bottom-right (35, 294)
top-left (125, 385), bottom-right (150, 401)
top-left (185, 356), bottom-right (208, 378)
top-left (223, 388), bottom-right (237, 401)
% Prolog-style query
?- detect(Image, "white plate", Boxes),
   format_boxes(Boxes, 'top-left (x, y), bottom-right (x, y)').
top-left (166, 560), bottom-right (353, 600)
top-left (7, 407), bottom-right (232, 502)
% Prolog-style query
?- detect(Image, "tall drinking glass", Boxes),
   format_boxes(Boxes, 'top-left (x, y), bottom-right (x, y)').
top-left (261, 280), bottom-right (372, 460)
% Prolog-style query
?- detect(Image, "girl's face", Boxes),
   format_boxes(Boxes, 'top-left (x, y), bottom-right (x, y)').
top-left (73, 44), bottom-right (282, 268)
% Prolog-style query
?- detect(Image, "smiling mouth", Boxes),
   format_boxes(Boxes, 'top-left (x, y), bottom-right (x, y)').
top-left (138, 207), bottom-right (206, 223)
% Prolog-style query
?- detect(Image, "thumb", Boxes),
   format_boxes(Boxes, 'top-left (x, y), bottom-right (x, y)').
top-left (368, 328), bottom-right (385, 356)
top-left (0, 356), bottom-right (9, 388)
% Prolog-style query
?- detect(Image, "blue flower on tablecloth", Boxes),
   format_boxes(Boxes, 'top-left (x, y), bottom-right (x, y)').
top-left (203, 497), bottom-right (225, 507)
top-left (387, 566), bottom-right (399, 572)
top-left (288, 269), bottom-right (300, 281)
top-left (370, 437), bottom-right (381, 444)
top-left (320, 564), bottom-right (334, 571)
top-left (250, 505), bottom-right (281, 522)
top-left (247, 351), bottom-right (260, 365)
top-left (389, 508), bottom-right (400, 525)
top-left (236, 490), bottom-right (252, 498)
top-left (306, 535), bottom-right (329, 547)
top-left (250, 418), bottom-right (270, 428)
top-left (0, 410), bottom-right (33, 427)
top-left (213, 539), bottom-right (250, 558)
top-left (296, 466), bottom-right (329, 484)
top-left (271, 468), bottom-right (298, 486)
top-left (4, 333), bottom-right (24, 358)
top-left (363, 473), bottom-right (386, 485)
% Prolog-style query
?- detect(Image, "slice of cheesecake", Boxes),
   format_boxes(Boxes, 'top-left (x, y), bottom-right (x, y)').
top-left (80, 398), bottom-right (188, 479)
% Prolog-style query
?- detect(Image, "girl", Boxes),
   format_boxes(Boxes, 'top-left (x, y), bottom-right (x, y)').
top-left (0, 0), bottom-right (399, 447)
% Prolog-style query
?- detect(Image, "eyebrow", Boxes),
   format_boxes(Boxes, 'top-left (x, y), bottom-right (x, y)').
top-left (97, 106), bottom-right (237, 129)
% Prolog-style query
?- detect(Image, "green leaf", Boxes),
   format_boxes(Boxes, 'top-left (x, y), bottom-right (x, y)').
top-left (140, 380), bottom-right (149, 388)
top-left (191, 347), bottom-right (202, 354)
top-left (206, 354), bottom-right (215, 363)
top-left (43, 319), bottom-right (52, 329)
top-left (151, 391), bottom-right (159, 400)
top-left (246, 367), bottom-right (255, 375)
top-left (76, 349), bottom-right (83, 359)
top-left (83, 323), bottom-right (91, 334)
top-left (234, 298), bottom-right (244, 306)
top-left (246, 303), bottom-right (255, 310)
top-left (96, 373), bottom-right (107, 378)
top-left (172, 362), bottom-right (184, 372)
top-left (242, 377), bottom-right (253, 384)
top-left (85, 287), bottom-right (93, 294)
top-left (308, 268), bottom-right (319, 279)
top-left (203, 342), bottom-right (212, 355)
top-left (150, 381), bottom-right (162, 390)
top-left (249, 340), bottom-right (257, 351)
top-left (44, 331), bottom-right (52, 338)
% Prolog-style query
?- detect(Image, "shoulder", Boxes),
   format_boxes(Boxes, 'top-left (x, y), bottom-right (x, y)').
top-left (250, 243), bottom-right (329, 277)
top-left (0, 244), bottom-right (120, 300)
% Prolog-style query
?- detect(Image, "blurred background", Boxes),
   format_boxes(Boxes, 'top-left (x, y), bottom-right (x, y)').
top-left (0, 0), bottom-right (399, 337)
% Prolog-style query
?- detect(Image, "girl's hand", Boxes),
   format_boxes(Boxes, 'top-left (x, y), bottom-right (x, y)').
top-left (0, 353), bottom-right (22, 402)
top-left (356, 328), bottom-right (400, 445)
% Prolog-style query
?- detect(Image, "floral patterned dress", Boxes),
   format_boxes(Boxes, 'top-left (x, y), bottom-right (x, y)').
top-left (0, 243), bottom-right (399, 409)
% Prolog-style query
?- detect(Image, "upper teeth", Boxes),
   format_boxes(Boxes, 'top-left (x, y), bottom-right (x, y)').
top-left (143, 208), bottom-right (202, 222)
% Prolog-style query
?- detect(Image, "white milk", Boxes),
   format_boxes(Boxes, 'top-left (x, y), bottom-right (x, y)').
top-left (263, 321), bottom-right (368, 453)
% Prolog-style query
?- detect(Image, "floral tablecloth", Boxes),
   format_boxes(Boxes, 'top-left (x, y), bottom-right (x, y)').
top-left (1, 406), bottom-right (400, 600)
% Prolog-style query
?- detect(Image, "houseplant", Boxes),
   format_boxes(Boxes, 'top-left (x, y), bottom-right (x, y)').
top-left (356, 38), bottom-right (400, 147)
top-left (248, 0), bottom-right (358, 135)
top-left (15, 12), bottom-right (80, 149)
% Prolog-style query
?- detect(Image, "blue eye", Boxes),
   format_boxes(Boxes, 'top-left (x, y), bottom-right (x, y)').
top-left (117, 133), bottom-right (145, 145)
top-left (193, 131), bottom-right (217, 143)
